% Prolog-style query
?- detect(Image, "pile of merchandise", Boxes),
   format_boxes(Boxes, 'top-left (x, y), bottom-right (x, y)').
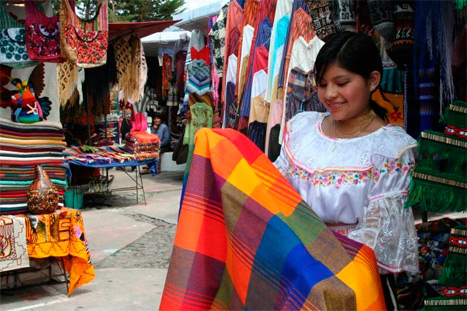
top-left (124, 131), bottom-right (160, 161)
top-left (0, 119), bottom-right (67, 215)
top-left (405, 100), bottom-right (467, 310)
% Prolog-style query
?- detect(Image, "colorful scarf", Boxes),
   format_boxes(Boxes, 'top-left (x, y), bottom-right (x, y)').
top-left (25, 207), bottom-right (95, 296)
top-left (160, 128), bottom-right (386, 310)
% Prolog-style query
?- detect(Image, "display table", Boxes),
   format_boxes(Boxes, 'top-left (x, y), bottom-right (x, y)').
top-left (67, 158), bottom-right (158, 205)
top-left (0, 208), bottom-right (95, 296)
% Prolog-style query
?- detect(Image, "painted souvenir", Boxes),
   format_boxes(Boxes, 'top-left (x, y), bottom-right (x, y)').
top-left (27, 166), bottom-right (59, 215)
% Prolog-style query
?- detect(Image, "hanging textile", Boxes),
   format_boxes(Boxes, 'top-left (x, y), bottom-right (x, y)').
top-left (161, 53), bottom-right (172, 98)
top-left (58, 60), bottom-right (81, 107)
top-left (0, 1), bottom-right (36, 68)
top-left (221, 0), bottom-right (243, 105)
top-left (277, 8), bottom-right (315, 89)
top-left (59, 0), bottom-right (108, 68)
top-left (113, 36), bottom-right (141, 103)
top-left (330, 0), bottom-right (357, 32)
top-left (306, 0), bottom-right (338, 41)
top-left (406, 101), bottom-right (467, 213)
top-left (208, 3), bottom-right (229, 77)
top-left (24, 1), bottom-right (63, 63)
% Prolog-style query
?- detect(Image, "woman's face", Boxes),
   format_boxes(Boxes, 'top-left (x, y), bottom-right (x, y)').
top-left (317, 62), bottom-right (377, 121)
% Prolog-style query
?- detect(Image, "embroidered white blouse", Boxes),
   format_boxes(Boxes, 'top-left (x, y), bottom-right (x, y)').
top-left (274, 111), bottom-right (419, 274)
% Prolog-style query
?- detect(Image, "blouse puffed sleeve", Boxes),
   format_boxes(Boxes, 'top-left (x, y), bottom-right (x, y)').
top-left (273, 131), bottom-right (292, 179)
top-left (347, 146), bottom-right (419, 275)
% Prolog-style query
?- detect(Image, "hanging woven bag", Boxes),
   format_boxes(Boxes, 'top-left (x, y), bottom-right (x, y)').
top-left (24, 1), bottom-right (64, 63)
top-left (59, 0), bottom-right (108, 68)
top-left (0, 1), bottom-right (36, 68)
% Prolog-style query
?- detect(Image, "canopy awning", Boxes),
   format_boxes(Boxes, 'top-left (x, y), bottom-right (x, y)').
top-left (109, 20), bottom-right (180, 40)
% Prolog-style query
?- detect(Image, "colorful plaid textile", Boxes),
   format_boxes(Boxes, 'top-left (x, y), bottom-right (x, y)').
top-left (160, 128), bottom-right (386, 310)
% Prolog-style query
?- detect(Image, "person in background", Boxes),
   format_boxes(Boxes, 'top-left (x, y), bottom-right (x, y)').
top-left (141, 112), bottom-right (170, 174)
top-left (273, 31), bottom-right (419, 310)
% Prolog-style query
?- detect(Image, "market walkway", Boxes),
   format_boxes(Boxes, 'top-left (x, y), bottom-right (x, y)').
top-left (1, 170), bottom-right (183, 311)
top-left (1, 169), bottom-right (464, 311)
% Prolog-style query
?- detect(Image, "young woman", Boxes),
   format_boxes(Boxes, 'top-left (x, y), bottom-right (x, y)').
top-left (274, 31), bottom-right (418, 309)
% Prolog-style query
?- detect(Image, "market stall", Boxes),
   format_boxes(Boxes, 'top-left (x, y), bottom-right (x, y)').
top-left (161, 1), bottom-right (467, 310)
top-left (0, 0), bottom-right (176, 293)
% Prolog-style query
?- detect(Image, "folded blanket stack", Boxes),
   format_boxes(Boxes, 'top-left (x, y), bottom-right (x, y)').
top-left (0, 119), bottom-right (67, 215)
top-left (124, 132), bottom-right (160, 161)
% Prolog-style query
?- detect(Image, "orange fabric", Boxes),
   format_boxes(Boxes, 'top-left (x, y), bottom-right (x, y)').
top-left (372, 88), bottom-right (405, 127)
top-left (24, 207), bottom-right (95, 296)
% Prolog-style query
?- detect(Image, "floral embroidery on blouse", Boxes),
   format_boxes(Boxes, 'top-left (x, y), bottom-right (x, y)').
top-left (371, 157), bottom-right (415, 183)
top-left (287, 163), bottom-right (371, 188)
top-left (287, 156), bottom-right (415, 187)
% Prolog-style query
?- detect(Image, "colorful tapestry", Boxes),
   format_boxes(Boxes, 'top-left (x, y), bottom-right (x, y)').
top-left (25, 207), bottom-right (95, 296)
top-left (0, 215), bottom-right (29, 272)
top-left (160, 128), bottom-right (386, 310)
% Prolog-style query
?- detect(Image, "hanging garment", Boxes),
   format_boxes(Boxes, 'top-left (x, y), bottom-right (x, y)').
top-left (190, 46), bottom-right (210, 66)
top-left (161, 53), bottom-right (173, 97)
top-left (186, 59), bottom-right (211, 95)
top-left (252, 45), bottom-right (269, 74)
top-left (249, 94), bottom-right (270, 124)
top-left (279, 37), bottom-right (325, 142)
top-left (367, 0), bottom-right (394, 41)
top-left (306, 0), bottom-right (338, 41)
top-left (221, 0), bottom-right (243, 104)
top-left (225, 81), bottom-right (237, 128)
top-left (247, 121), bottom-right (267, 151)
top-left (60, 0), bottom-right (108, 68)
top-left (234, 0), bottom-right (259, 97)
top-left (235, 24), bottom-right (255, 101)
top-left (166, 85), bottom-right (178, 107)
top-left (266, 14), bottom-right (291, 103)
top-left (251, 69), bottom-right (268, 100)
top-left (174, 50), bottom-right (187, 97)
top-left (183, 102), bottom-right (213, 146)
top-left (113, 36), bottom-right (141, 103)
top-left (24, 1), bottom-right (63, 63)
top-left (275, 0), bottom-right (311, 88)
top-left (0, 2), bottom-right (35, 67)
top-left (186, 29), bottom-right (205, 67)
top-left (277, 8), bottom-right (315, 89)
top-left (265, 99), bottom-right (283, 157)
top-left (240, 18), bottom-right (272, 119)
top-left (330, 0), bottom-right (357, 32)
top-left (172, 35), bottom-right (189, 70)
top-left (208, 4), bottom-right (228, 76)
top-left (284, 67), bottom-right (325, 124)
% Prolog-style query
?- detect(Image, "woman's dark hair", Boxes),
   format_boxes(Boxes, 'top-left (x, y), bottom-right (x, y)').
top-left (314, 31), bottom-right (387, 121)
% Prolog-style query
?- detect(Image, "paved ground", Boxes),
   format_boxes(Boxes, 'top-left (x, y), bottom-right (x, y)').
top-left (1, 168), bottom-right (464, 311)
top-left (0, 169), bottom-right (183, 311)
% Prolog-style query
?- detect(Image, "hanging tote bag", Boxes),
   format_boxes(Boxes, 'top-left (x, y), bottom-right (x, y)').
top-left (0, 1), bottom-right (36, 68)
top-left (24, 1), bottom-right (64, 63)
top-left (60, 0), bottom-right (108, 68)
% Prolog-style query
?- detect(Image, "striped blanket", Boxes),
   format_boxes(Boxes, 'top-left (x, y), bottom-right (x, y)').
top-left (160, 128), bottom-right (386, 310)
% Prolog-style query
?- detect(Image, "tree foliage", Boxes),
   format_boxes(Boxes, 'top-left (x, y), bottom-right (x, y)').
top-left (50, 0), bottom-right (185, 22)
top-left (109, 0), bottom-right (185, 22)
